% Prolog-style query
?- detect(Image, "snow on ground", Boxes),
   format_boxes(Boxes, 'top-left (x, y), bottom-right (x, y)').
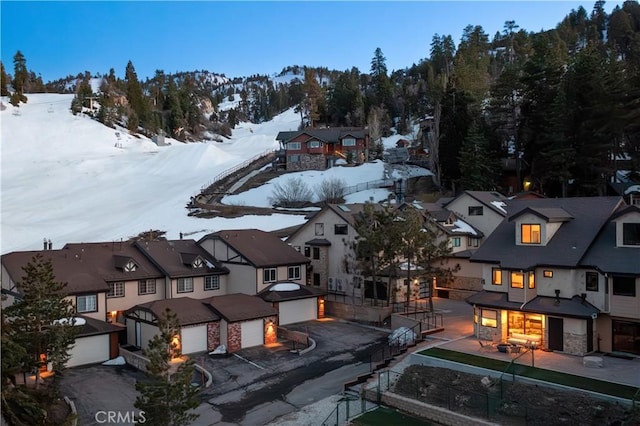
top-left (2, 94), bottom-right (426, 255)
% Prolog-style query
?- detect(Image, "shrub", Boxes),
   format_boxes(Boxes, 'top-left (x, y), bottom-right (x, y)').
top-left (269, 176), bottom-right (313, 208)
top-left (315, 177), bottom-right (346, 204)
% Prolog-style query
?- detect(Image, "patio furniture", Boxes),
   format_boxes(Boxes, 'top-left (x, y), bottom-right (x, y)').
top-left (507, 332), bottom-right (541, 349)
top-left (478, 340), bottom-right (497, 352)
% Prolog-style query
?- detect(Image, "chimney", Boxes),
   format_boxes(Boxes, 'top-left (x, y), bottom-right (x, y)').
top-left (48, 239), bottom-right (52, 250)
top-left (43, 238), bottom-right (48, 250)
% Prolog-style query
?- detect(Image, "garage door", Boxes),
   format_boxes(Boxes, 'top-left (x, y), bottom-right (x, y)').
top-left (241, 320), bottom-right (263, 348)
top-left (181, 325), bottom-right (207, 354)
top-left (279, 298), bottom-right (317, 325)
top-left (67, 334), bottom-right (109, 367)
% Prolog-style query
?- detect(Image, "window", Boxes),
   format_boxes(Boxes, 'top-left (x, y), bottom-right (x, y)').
top-left (204, 275), bottom-right (220, 291)
top-left (511, 272), bottom-right (524, 288)
top-left (468, 206), bottom-right (483, 216)
top-left (335, 224), bottom-right (348, 235)
top-left (192, 257), bottom-right (204, 268)
top-left (612, 276), bottom-right (636, 297)
top-left (315, 223), bottom-right (324, 236)
top-left (586, 272), bottom-right (599, 292)
top-left (312, 247), bottom-right (320, 260)
top-left (123, 260), bottom-right (137, 272)
top-left (451, 237), bottom-right (461, 247)
top-left (287, 142), bottom-right (301, 150)
top-left (492, 268), bottom-right (502, 285)
top-left (528, 271), bottom-right (536, 289)
top-left (622, 223), bottom-right (640, 245)
top-left (481, 309), bottom-right (498, 327)
top-left (177, 277), bottom-right (193, 293)
top-left (77, 294), bottom-right (97, 313)
top-left (521, 224), bottom-right (541, 244)
top-left (467, 237), bottom-right (479, 247)
top-left (304, 246), bottom-right (311, 257)
top-left (313, 273), bottom-right (320, 286)
top-left (342, 137), bottom-right (356, 147)
top-left (543, 270), bottom-right (553, 278)
top-left (138, 279), bottom-right (156, 295)
top-left (288, 155), bottom-right (300, 163)
top-left (308, 140), bottom-right (321, 148)
top-left (263, 268), bottom-right (277, 283)
top-left (288, 266), bottom-right (301, 280)
top-left (107, 282), bottom-right (124, 298)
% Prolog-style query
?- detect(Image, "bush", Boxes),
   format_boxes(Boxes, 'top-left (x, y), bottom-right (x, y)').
top-left (315, 177), bottom-right (346, 204)
top-left (269, 176), bottom-right (313, 208)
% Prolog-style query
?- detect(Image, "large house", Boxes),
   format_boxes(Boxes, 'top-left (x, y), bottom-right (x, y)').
top-left (275, 127), bottom-right (369, 171)
top-left (467, 197), bottom-right (640, 356)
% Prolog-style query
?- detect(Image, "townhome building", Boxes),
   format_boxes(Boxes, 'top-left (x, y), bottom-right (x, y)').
top-left (467, 197), bottom-right (640, 356)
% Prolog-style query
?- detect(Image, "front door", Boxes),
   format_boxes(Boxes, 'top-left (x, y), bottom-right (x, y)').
top-left (587, 319), bottom-right (594, 353)
top-left (109, 333), bottom-right (119, 359)
top-left (548, 317), bottom-right (563, 351)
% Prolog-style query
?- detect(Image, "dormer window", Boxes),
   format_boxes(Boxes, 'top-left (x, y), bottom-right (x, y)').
top-left (123, 260), bottom-right (137, 272)
top-left (468, 206), bottom-right (483, 216)
top-left (192, 257), bottom-right (204, 268)
top-left (521, 224), bottom-right (541, 244)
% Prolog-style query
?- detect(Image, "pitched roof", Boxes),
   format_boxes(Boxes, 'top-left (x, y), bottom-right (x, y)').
top-left (134, 239), bottom-right (228, 278)
top-left (509, 207), bottom-right (573, 223)
top-left (128, 297), bottom-right (219, 326)
top-left (258, 282), bottom-right (326, 302)
top-left (470, 197), bottom-right (624, 270)
top-left (466, 291), bottom-right (599, 319)
top-left (2, 249), bottom-right (110, 295)
top-left (445, 191), bottom-right (509, 216)
top-left (206, 293), bottom-right (277, 322)
top-left (202, 229), bottom-right (310, 268)
top-left (580, 206), bottom-right (640, 275)
top-left (276, 128), bottom-right (368, 144)
top-left (77, 315), bottom-right (125, 337)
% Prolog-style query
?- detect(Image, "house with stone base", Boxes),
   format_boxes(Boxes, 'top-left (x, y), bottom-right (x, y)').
top-left (467, 197), bottom-right (640, 357)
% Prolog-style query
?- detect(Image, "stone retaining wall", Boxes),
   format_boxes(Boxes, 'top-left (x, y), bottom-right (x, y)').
top-left (325, 301), bottom-right (392, 324)
top-left (119, 346), bottom-right (149, 372)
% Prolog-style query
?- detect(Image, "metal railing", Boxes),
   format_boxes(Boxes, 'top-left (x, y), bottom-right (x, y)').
top-left (342, 179), bottom-right (394, 196)
top-left (199, 148), bottom-right (275, 192)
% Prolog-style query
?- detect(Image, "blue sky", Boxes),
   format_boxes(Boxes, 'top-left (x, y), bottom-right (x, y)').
top-left (1, 1), bottom-right (623, 82)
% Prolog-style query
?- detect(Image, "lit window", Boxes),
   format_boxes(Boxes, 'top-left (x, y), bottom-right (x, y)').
top-left (138, 279), bottom-right (156, 295)
top-left (77, 294), bottom-right (97, 313)
top-left (342, 138), bottom-right (356, 147)
top-left (107, 282), bottom-right (125, 298)
top-left (528, 271), bottom-right (535, 289)
top-left (287, 142), bottom-right (301, 150)
top-left (492, 268), bottom-right (502, 285)
top-left (288, 266), bottom-right (301, 280)
top-left (177, 277), bottom-right (193, 293)
top-left (481, 309), bottom-right (498, 328)
top-left (511, 272), bottom-right (524, 289)
top-left (264, 268), bottom-right (277, 283)
top-left (521, 224), bottom-right (541, 244)
top-left (204, 275), bottom-right (220, 291)
top-left (543, 270), bottom-right (553, 278)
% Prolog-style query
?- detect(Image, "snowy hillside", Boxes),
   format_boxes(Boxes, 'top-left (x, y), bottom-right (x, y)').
top-left (1, 94), bottom-right (430, 254)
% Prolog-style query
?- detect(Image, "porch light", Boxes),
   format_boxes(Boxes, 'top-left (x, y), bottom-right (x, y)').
top-left (170, 335), bottom-right (181, 359)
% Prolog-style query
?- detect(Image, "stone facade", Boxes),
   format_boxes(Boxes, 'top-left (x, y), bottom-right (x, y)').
top-left (287, 154), bottom-right (326, 171)
top-left (227, 322), bottom-right (242, 352)
top-left (207, 322), bottom-right (220, 351)
top-left (310, 246), bottom-right (330, 290)
top-left (563, 332), bottom-right (587, 356)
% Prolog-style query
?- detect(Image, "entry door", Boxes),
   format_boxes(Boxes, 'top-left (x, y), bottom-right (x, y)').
top-left (135, 321), bottom-right (142, 348)
top-left (548, 317), bottom-right (563, 351)
top-left (587, 319), bottom-right (594, 353)
top-left (109, 333), bottom-right (119, 359)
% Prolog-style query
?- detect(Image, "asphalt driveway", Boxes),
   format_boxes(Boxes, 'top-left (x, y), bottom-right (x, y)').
top-left (59, 318), bottom-right (389, 425)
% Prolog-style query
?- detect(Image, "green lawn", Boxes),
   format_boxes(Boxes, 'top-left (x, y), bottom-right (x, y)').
top-left (419, 347), bottom-right (639, 400)
top-left (351, 406), bottom-right (432, 426)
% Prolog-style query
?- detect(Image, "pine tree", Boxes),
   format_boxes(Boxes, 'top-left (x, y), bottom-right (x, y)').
top-left (135, 309), bottom-right (200, 426)
top-left (4, 254), bottom-right (79, 389)
top-left (1, 61), bottom-right (10, 96)
top-left (10, 50), bottom-right (28, 105)
top-left (458, 121), bottom-right (500, 191)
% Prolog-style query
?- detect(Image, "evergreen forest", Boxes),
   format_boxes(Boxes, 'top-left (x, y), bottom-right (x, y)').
top-left (2, 1), bottom-right (639, 197)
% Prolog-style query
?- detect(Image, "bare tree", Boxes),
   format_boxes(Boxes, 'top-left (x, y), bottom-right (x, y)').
top-left (315, 177), bottom-right (346, 204)
top-left (269, 176), bottom-right (313, 208)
